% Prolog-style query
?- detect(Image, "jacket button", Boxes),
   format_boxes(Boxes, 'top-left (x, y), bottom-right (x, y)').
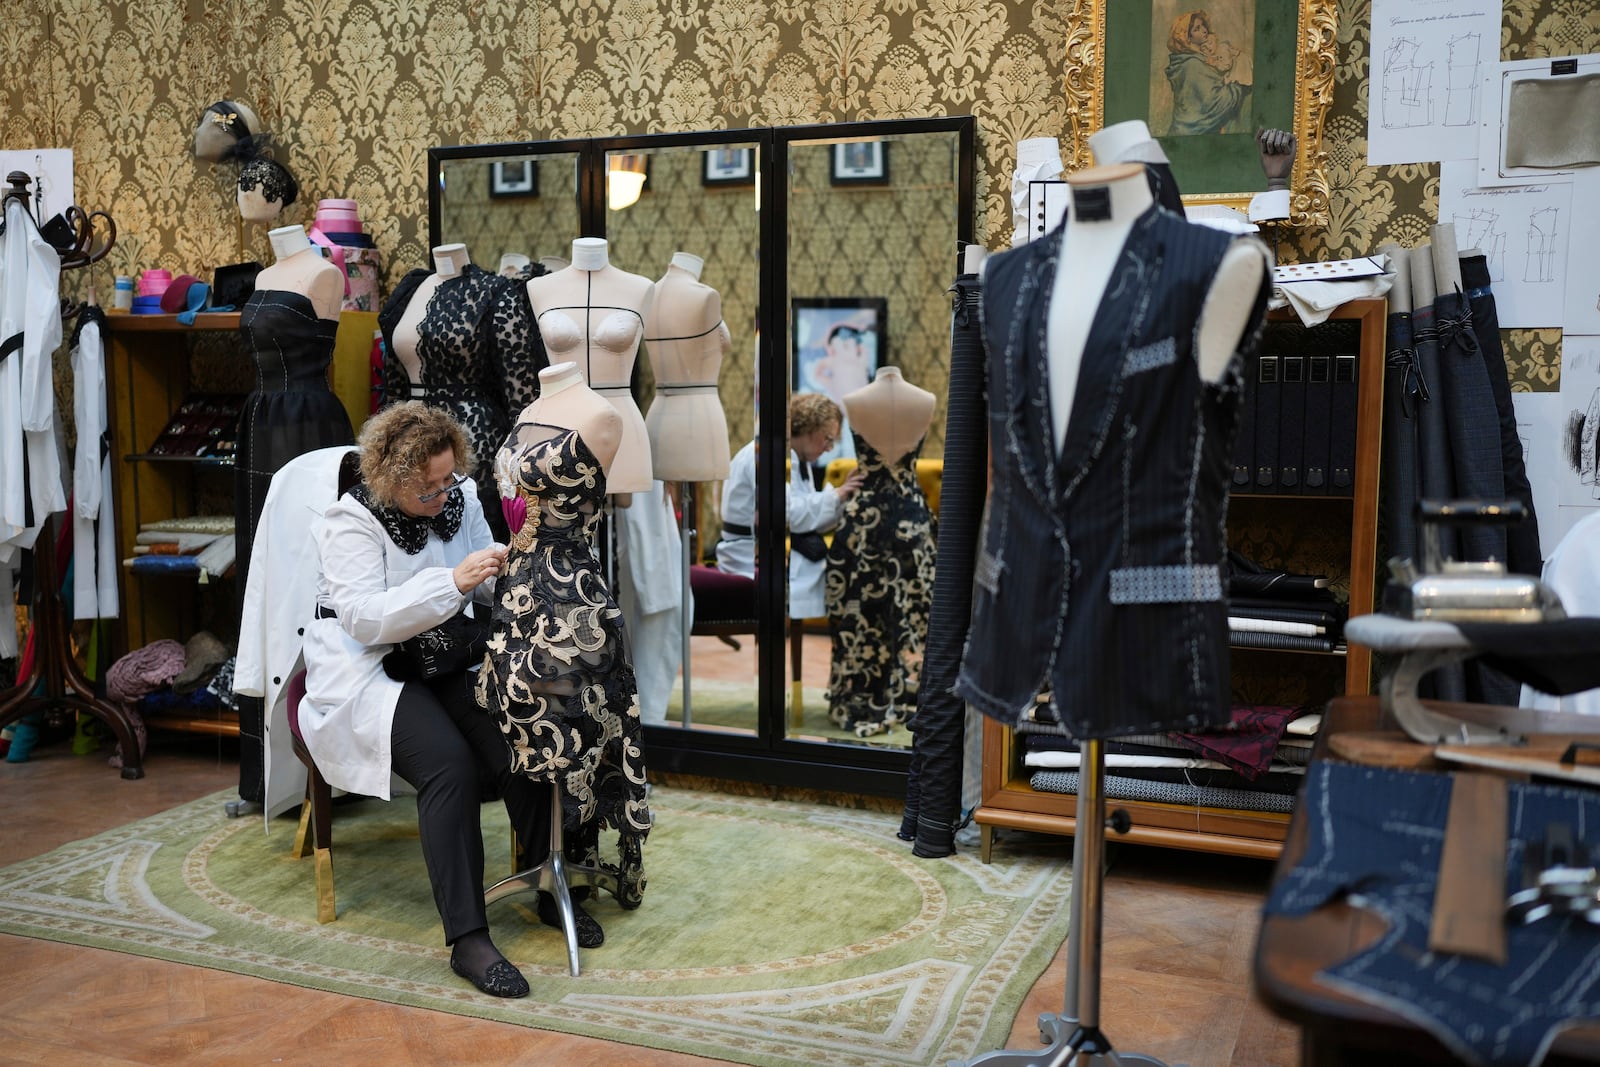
top-left (297, 627), bottom-right (304, 636)
top-left (273, 676), bottom-right (281, 685)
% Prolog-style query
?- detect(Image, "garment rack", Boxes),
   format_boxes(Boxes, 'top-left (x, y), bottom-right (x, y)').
top-left (0, 172), bottom-right (141, 776)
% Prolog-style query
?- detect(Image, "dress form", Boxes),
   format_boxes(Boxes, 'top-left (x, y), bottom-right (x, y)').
top-left (256, 225), bottom-right (344, 321)
top-left (842, 367), bottom-right (936, 466)
top-left (1047, 164), bottom-right (1267, 452)
top-left (389, 243), bottom-right (472, 386)
top-left (525, 237), bottom-right (654, 494)
top-left (643, 251), bottom-right (733, 481)
top-left (510, 361), bottom-right (623, 477)
top-left (1088, 119), bottom-right (1169, 165)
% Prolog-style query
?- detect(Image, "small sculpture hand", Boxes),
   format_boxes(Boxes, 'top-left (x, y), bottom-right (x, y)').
top-left (1257, 128), bottom-right (1296, 190)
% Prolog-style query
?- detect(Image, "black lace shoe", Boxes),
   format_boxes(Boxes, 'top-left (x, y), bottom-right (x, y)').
top-left (537, 893), bottom-right (605, 948)
top-left (450, 950), bottom-right (530, 998)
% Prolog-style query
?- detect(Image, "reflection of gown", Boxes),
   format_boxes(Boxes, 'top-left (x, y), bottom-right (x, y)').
top-left (474, 422), bottom-right (650, 905)
top-left (235, 289), bottom-right (354, 803)
top-left (824, 432), bottom-right (937, 737)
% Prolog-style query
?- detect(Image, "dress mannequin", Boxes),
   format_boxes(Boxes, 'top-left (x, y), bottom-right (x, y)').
top-left (233, 224), bottom-right (354, 807)
top-left (379, 243), bottom-right (533, 539)
top-left (506, 361), bottom-right (622, 475)
top-left (498, 252), bottom-right (531, 278)
top-left (1047, 163), bottom-right (1264, 455)
top-left (841, 366), bottom-right (936, 464)
top-left (525, 238), bottom-right (654, 494)
top-left (643, 251), bottom-right (733, 481)
top-left (1088, 119), bottom-right (1169, 166)
top-left (256, 225), bottom-right (343, 320)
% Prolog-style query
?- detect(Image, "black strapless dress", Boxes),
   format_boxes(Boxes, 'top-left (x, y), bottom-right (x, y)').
top-left (233, 289), bottom-right (353, 802)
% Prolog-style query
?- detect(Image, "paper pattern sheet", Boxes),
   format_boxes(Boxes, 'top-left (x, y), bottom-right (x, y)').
top-left (1438, 161), bottom-right (1571, 329)
top-left (1559, 338), bottom-right (1600, 519)
top-left (0, 150), bottom-right (74, 221)
top-left (1565, 170), bottom-right (1600, 335)
top-left (1367, 0), bottom-right (1501, 166)
top-left (1511, 391), bottom-right (1571, 559)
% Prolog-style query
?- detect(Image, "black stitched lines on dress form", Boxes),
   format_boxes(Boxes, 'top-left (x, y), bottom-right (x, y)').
top-left (643, 319), bottom-right (726, 343)
top-left (537, 270), bottom-right (645, 383)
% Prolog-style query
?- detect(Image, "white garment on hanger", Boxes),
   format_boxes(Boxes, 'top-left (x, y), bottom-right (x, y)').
top-left (615, 480), bottom-right (688, 725)
top-left (71, 313), bottom-right (118, 620)
top-left (0, 196), bottom-right (67, 555)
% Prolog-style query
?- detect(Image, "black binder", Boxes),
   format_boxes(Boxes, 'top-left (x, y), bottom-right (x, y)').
top-left (1277, 355), bottom-right (1305, 491)
top-left (1330, 353), bottom-right (1359, 496)
top-left (1253, 354), bottom-right (1281, 491)
top-left (1233, 349), bottom-right (1257, 489)
top-left (1301, 354), bottom-right (1333, 495)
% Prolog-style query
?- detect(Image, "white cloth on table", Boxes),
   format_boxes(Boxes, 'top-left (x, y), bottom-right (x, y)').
top-left (1522, 510), bottom-right (1600, 717)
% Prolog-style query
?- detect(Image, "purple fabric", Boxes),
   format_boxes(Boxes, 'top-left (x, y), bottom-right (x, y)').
top-left (107, 639), bottom-right (186, 702)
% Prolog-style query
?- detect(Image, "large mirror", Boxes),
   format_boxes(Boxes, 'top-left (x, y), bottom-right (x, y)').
top-left (430, 118), bottom-right (975, 795)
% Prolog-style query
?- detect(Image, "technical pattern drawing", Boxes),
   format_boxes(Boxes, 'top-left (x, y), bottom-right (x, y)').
top-left (1455, 209), bottom-right (1507, 282)
top-left (1443, 33), bottom-right (1481, 126)
top-left (1382, 38), bottom-right (1435, 128)
top-left (1525, 207), bottom-right (1561, 284)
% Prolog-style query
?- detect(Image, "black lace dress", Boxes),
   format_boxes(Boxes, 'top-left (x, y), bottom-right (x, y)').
top-left (234, 289), bottom-right (354, 803)
top-left (378, 264), bottom-right (543, 538)
top-left (824, 433), bottom-right (937, 737)
top-left (474, 421), bottom-right (649, 906)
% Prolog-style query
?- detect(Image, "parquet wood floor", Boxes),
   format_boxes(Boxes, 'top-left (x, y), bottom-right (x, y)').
top-left (0, 735), bottom-right (1300, 1066)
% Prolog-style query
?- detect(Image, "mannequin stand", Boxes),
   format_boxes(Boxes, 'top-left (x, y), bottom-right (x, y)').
top-left (484, 780), bottom-right (621, 977)
top-left (677, 481), bottom-right (695, 728)
top-left (952, 741), bottom-right (1177, 1067)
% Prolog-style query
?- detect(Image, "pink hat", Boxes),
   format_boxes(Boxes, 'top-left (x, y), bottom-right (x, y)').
top-left (159, 274), bottom-right (203, 313)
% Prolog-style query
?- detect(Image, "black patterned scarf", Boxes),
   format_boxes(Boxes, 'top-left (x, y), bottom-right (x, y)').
top-left (350, 482), bottom-right (463, 554)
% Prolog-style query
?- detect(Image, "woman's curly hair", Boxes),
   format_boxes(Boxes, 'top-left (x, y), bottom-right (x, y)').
top-left (357, 402), bottom-right (473, 508)
top-left (789, 392), bottom-right (841, 438)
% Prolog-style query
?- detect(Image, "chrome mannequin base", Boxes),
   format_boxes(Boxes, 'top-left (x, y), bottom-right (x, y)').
top-left (483, 781), bottom-right (620, 977)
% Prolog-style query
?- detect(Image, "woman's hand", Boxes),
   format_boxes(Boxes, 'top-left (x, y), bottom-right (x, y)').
top-left (453, 544), bottom-right (508, 594)
top-left (836, 468), bottom-right (867, 501)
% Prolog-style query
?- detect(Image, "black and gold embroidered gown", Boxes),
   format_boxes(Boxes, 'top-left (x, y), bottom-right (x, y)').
top-left (823, 432), bottom-right (937, 737)
top-left (474, 421), bottom-right (649, 906)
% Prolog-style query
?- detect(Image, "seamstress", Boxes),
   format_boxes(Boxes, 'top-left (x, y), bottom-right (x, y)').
top-left (715, 392), bottom-right (865, 620)
top-left (297, 403), bottom-right (551, 999)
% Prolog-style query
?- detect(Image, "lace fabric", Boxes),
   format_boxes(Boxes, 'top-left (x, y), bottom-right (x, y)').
top-left (475, 421), bottom-right (650, 906)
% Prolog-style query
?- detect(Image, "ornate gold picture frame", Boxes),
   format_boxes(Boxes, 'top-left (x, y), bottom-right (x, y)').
top-left (1064, 0), bottom-right (1336, 225)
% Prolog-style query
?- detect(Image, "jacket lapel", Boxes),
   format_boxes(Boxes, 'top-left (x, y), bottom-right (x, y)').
top-left (1002, 227), bottom-right (1062, 509)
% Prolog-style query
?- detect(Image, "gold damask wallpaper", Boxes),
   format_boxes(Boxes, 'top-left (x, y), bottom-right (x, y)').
top-left (4, 0), bottom-right (1597, 397)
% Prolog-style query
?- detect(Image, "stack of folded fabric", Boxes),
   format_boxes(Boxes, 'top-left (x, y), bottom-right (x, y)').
top-left (1226, 550), bottom-right (1345, 653)
top-left (1021, 703), bottom-right (1320, 815)
top-left (125, 516), bottom-right (236, 578)
top-left (311, 198), bottom-right (383, 312)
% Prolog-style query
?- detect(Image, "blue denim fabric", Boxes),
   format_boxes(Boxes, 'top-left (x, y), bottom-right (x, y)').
top-left (955, 206), bottom-right (1267, 738)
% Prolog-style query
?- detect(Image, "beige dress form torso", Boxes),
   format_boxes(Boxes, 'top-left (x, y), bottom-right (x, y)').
top-left (643, 260), bottom-right (732, 481)
top-left (526, 249), bottom-right (654, 494)
top-left (841, 367), bottom-right (936, 467)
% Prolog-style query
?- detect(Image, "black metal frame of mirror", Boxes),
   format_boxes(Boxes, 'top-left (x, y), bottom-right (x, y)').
top-left (427, 116), bottom-right (977, 797)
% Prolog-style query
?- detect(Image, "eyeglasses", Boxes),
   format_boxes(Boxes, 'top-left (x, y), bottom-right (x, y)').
top-left (416, 471), bottom-right (468, 503)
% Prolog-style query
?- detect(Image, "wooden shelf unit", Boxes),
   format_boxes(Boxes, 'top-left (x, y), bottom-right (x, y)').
top-left (974, 298), bottom-right (1388, 862)
top-left (104, 310), bottom-right (376, 736)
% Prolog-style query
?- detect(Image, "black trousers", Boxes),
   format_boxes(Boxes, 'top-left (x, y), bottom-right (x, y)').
top-left (389, 671), bottom-right (549, 945)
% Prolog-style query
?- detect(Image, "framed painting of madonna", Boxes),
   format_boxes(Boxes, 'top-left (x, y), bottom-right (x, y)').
top-left (1065, 0), bottom-right (1336, 224)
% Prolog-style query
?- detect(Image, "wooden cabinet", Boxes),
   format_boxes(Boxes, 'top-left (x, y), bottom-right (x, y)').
top-left (974, 298), bottom-right (1387, 861)
top-left (104, 311), bottom-right (376, 735)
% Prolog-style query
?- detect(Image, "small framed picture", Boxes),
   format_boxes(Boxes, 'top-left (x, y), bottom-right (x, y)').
top-left (830, 141), bottom-right (889, 185)
top-left (489, 160), bottom-right (538, 199)
top-left (703, 147), bottom-right (755, 186)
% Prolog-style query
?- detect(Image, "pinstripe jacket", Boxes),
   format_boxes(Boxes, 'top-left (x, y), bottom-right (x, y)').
top-left (954, 205), bottom-right (1267, 738)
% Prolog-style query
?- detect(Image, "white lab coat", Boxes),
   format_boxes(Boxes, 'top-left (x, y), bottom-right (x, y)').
top-left (616, 480), bottom-right (687, 724)
top-left (235, 445), bottom-right (359, 823)
top-left (296, 484), bottom-right (495, 802)
top-left (70, 312), bottom-right (117, 620)
top-left (1522, 510), bottom-right (1600, 716)
top-left (0, 197), bottom-right (66, 579)
top-left (714, 440), bottom-right (842, 620)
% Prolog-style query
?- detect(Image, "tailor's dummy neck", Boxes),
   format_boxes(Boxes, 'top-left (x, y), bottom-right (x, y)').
top-left (433, 243), bottom-right (470, 279)
top-left (268, 225), bottom-right (315, 262)
top-left (669, 251), bottom-right (704, 279)
top-left (540, 361), bottom-right (583, 396)
top-left (1067, 163), bottom-right (1153, 230)
top-left (1089, 119), bottom-right (1170, 166)
top-left (570, 238), bottom-right (609, 271)
top-left (876, 366), bottom-right (903, 382)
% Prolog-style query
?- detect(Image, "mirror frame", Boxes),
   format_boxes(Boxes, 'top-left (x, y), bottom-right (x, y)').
top-left (428, 116), bottom-right (976, 797)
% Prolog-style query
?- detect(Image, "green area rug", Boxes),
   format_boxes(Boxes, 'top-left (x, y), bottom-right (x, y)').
top-left (0, 785), bottom-right (1070, 1066)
